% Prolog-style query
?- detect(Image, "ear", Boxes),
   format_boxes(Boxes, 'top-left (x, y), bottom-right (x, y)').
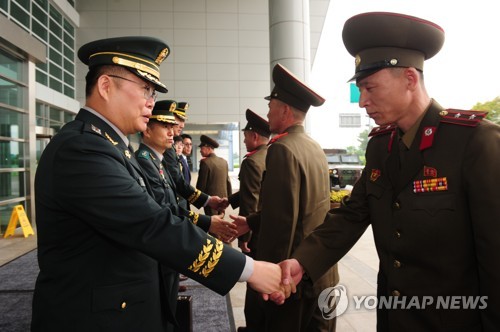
top-left (96, 74), bottom-right (112, 100)
top-left (405, 68), bottom-right (419, 91)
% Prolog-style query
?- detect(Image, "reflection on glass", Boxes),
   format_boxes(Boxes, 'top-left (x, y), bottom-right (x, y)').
top-left (0, 78), bottom-right (24, 108)
top-left (0, 108), bottom-right (25, 138)
top-left (0, 141), bottom-right (26, 168)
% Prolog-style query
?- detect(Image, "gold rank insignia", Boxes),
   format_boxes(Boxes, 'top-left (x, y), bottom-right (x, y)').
top-left (105, 132), bottom-right (118, 146)
top-left (124, 150), bottom-right (131, 159)
top-left (188, 238), bottom-right (224, 278)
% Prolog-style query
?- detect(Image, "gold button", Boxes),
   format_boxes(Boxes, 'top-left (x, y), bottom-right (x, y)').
top-left (392, 201), bottom-right (401, 210)
top-left (121, 302), bottom-right (127, 309)
top-left (394, 260), bottom-right (401, 268)
top-left (392, 290), bottom-right (400, 297)
top-left (395, 230), bottom-right (401, 239)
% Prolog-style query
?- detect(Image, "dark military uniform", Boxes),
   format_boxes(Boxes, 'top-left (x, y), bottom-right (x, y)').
top-left (294, 101), bottom-right (500, 331)
top-left (32, 37), bottom-right (246, 332)
top-left (196, 135), bottom-right (232, 216)
top-left (246, 64), bottom-right (338, 332)
top-left (292, 12), bottom-right (500, 332)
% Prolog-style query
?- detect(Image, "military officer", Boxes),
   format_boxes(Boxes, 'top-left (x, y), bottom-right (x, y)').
top-left (32, 36), bottom-right (282, 332)
top-left (232, 64), bottom-right (339, 331)
top-left (278, 12), bottom-right (500, 331)
top-left (228, 109), bottom-right (271, 332)
top-left (135, 100), bottom-right (237, 331)
top-left (196, 135), bottom-right (233, 216)
top-left (162, 101), bottom-right (227, 211)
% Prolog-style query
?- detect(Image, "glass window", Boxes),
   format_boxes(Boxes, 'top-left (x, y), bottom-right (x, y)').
top-left (0, 141), bottom-right (26, 168)
top-left (32, 3), bottom-right (47, 24)
top-left (49, 18), bottom-right (62, 38)
top-left (63, 45), bottom-right (73, 59)
top-left (49, 4), bottom-right (61, 24)
top-left (49, 77), bottom-right (62, 93)
top-left (10, 2), bottom-right (29, 30)
top-left (14, 0), bottom-right (29, 10)
top-left (339, 114), bottom-right (362, 128)
top-left (63, 58), bottom-right (73, 72)
top-left (0, 78), bottom-right (24, 108)
top-left (0, 51), bottom-right (23, 81)
top-left (49, 62), bottom-right (62, 80)
top-left (49, 33), bottom-right (62, 52)
top-left (63, 18), bottom-right (74, 36)
top-left (0, 0), bottom-right (7, 13)
top-left (64, 85), bottom-right (74, 98)
top-left (64, 71), bottom-right (73, 85)
top-left (34, 0), bottom-right (47, 10)
top-left (49, 48), bottom-right (62, 66)
top-left (0, 107), bottom-right (25, 139)
top-left (32, 19), bottom-right (48, 42)
top-left (36, 69), bottom-right (48, 85)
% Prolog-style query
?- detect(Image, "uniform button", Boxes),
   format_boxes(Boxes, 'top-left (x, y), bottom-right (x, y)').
top-left (392, 201), bottom-right (401, 210)
top-left (121, 302), bottom-right (127, 309)
top-left (394, 260), bottom-right (401, 268)
top-left (392, 290), bottom-right (401, 297)
top-left (395, 230), bottom-right (401, 239)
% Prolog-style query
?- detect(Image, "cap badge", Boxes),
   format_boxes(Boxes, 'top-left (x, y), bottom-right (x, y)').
top-left (355, 55), bottom-right (361, 67)
top-left (169, 103), bottom-right (176, 112)
top-left (155, 48), bottom-right (169, 65)
top-left (390, 58), bottom-right (398, 66)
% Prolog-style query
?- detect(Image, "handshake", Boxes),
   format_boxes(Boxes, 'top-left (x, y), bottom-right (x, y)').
top-left (247, 258), bottom-right (305, 305)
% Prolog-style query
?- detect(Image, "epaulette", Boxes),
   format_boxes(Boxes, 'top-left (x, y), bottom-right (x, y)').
top-left (368, 123), bottom-right (396, 137)
top-left (136, 150), bottom-right (151, 160)
top-left (439, 109), bottom-right (488, 127)
top-left (267, 132), bottom-right (289, 145)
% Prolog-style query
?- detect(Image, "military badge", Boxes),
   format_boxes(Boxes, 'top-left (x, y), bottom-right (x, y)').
top-left (413, 177), bottom-right (448, 193)
top-left (90, 124), bottom-right (101, 135)
top-left (124, 150), bottom-right (131, 159)
top-left (419, 126), bottom-right (436, 150)
top-left (423, 166), bottom-right (437, 178)
top-left (370, 169), bottom-right (381, 182)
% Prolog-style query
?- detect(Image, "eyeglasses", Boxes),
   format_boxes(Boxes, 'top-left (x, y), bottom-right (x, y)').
top-left (107, 75), bottom-right (158, 101)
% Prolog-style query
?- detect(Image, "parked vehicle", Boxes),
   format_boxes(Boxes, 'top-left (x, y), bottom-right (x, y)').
top-left (325, 153), bottom-right (364, 188)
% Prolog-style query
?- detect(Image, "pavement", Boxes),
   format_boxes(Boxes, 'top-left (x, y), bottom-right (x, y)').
top-left (0, 170), bottom-right (378, 331)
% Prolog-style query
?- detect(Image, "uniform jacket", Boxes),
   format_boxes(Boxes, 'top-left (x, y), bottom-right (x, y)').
top-left (246, 125), bottom-right (339, 294)
top-left (32, 109), bottom-right (245, 332)
top-left (294, 100), bottom-right (500, 331)
top-left (164, 147), bottom-right (206, 210)
top-left (228, 144), bottom-right (268, 254)
top-left (135, 144), bottom-right (210, 231)
top-left (196, 152), bottom-right (232, 213)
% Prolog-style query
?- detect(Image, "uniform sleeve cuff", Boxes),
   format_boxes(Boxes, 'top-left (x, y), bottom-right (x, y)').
top-left (238, 255), bottom-right (254, 282)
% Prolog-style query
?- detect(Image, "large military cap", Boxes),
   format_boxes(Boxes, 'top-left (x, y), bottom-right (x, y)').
top-left (198, 135), bottom-right (219, 149)
top-left (173, 102), bottom-right (189, 120)
top-left (265, 63), bottom-right (325, 113)
top-left (150, 100), bottom-right (177, 124)
top-left (242, 109), bottom-right (271, 138)
top-left (343, 12), bottom-right (445, 82)
top-left (78, 36), bottom-right (170, 92)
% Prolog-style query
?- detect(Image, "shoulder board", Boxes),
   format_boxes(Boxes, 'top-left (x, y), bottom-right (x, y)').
top-left (267, 132), bottom-right (289, 145)
top-left (136, 150), bottom-right (151, 160)
top-left (439, 109), bottom-right (488, 127)
top-left (83, 123), bottom-right (103, 136)
top-left (369, 123), bottom-right (397, 137)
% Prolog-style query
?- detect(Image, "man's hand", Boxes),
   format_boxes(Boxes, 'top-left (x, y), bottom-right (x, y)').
top-left (209, 214), bottom-right (237, 242)
top-left (247, 261), bottom-right (282, 295)
top-left (207, 196), bottom-right (229, 211)
top-left (267, 259), bottom-right (304, 305)
top-left (239, 241), bottom-right (251, 253)
top-left (229, 214), bottom-right (250, 237)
